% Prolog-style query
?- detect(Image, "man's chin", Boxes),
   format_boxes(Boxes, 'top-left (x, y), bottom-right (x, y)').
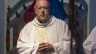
top-left (38, 18), bottom-right (47, 23)
top-left (40, 17), bottom-right (47, 20)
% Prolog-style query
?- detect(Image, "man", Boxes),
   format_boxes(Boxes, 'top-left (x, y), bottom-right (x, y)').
top-left (83, 26), bottom-right (96, 54)
top-left (17, 0), bottom-right (71, 54)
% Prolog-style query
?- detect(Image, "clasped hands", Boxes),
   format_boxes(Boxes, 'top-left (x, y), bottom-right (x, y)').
top-left (38, 42), bottom-right (54, 51)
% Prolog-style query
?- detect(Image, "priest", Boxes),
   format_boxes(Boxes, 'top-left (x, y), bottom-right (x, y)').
top-left (17, 0), bottom-right (71, 54)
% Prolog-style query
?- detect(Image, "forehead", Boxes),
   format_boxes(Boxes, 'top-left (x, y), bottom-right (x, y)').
top-left (35, 0), bottom-right (49, 7)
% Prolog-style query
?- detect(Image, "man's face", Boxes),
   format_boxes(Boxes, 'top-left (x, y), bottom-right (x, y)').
top-left (35, 0), bottom-right (50, 23)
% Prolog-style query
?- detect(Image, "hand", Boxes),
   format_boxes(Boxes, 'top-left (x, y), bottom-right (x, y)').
top-left (38, 42), bottom-right (54, 51)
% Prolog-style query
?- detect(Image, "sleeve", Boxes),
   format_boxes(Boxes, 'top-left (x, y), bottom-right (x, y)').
top-left (16, 25), bottom-right (39, 54)
top-left (83, 26), bottom-right (96, 54)
top-left (53, 22), bottom-right (73, 54)
top-left (92, 43), bottom-right (96, 54)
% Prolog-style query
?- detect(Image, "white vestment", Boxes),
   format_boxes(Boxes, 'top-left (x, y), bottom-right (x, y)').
top-left (83, 26), bottom-right (96, 54)
top-left (17, 16), bottom-right (71, 54)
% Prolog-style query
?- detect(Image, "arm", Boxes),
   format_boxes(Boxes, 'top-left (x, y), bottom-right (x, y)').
top-left (83, 26), bottom-right (96, 54)
top-left (16, 25), bottom-right (39, 54)
top-left (53, 23), bottom-right (71, 54)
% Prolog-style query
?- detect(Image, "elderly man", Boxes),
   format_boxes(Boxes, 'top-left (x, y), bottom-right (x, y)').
top-left (17, 0), bottom-right (71, 54)
top-left (83, 26), bottom-right (96, 54)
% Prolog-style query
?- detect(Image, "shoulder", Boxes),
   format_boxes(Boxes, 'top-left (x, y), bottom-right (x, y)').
top-left (93, 26), bottom-right (96, 31)
top-left (52, 16), bottom-right (67, 25)
top-left (90, 26), bottom-right (96, 35)
top-left (22, 21), bottom-right (33, 30)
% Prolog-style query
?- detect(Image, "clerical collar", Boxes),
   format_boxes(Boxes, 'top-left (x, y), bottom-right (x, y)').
top-left (32, 15), bottom-right (56, 28)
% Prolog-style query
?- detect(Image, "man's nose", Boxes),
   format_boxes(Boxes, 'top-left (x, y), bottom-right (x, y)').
top-left (41, 8), bottom-right (44, 13)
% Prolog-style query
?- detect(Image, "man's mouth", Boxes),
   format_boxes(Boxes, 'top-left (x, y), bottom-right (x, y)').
top-left (41, 14), bottom-right (45, 17)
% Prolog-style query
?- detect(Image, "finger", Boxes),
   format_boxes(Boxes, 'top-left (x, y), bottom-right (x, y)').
top-left (38, 43), bottom-right (49, 50)
top-left (39, 44), bottom-right (46, 49)
top-left (39, 43), bottom-right (48, 48)
top-left (38, 46), bottom-right (48, 51)
top-left (39, 42), bottom-right (46, 45)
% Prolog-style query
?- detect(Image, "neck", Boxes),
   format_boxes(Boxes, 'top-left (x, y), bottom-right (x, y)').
top-left (38, 19), bottom-right (47, 23)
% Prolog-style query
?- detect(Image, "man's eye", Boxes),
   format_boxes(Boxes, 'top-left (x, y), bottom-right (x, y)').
top-left (37, 7), bottom-right (42, 9)
top-left (44, 7), bottom-right (48, 9)
top-left (36, 7), bottom-right (49, 10)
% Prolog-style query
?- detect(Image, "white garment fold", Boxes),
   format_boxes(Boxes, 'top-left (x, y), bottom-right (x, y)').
top-left (83, 26), bottom-right (96, 54)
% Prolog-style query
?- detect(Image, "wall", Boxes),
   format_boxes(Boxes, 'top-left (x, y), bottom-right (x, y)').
top-left (89, 0), bottom-right (96, 33)
top-left (0, 0), bottom-right (4, 54)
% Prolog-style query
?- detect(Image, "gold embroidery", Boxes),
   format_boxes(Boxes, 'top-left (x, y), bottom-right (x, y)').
top-left (34, 26), bottom-right (48, 43)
